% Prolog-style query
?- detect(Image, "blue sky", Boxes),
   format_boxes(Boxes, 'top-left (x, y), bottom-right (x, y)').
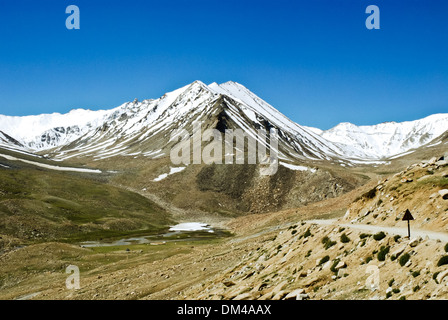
top-left (0, 0), bottom-right (447, 130)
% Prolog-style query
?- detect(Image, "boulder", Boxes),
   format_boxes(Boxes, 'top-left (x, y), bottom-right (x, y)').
top-left (430, 192), bottom-right (439, 199)
top-left (335, 261), bottom-right (347, 270)
top-left (435, 160), bottom-right (448, 167)
top-left (234, 292), bottom-right (254, 300)
top-left (322, 260), bottom-right (332, 270)
top-left (439, 189), bottom-right (448, 200)
top-left (296, 293), bottom-right (309, 300)
top-left (223, 281), bottom-right (236, 287)
top-left (391, 245), bottom-right (407, 259)
top-left (270, 280), bottom-right (288, 297)
top-left (429, 157), bottom-right (438, 164)
top-left (337, 268), bottom-right (346, 278)
top-left (272, 290), bottom-right (287, 300)
top-left (284, 289), bottom-right (305, 300)
top-left (343, 209), bottom-right (350, 219)
top-left (436, 270), bottom-right (448, 284)
top-left (409, 237), bottom-right (421, 247)
top-left (303, 277), bottom-right (320, 287)
top-left (258, 291), bottom-right (274, 300)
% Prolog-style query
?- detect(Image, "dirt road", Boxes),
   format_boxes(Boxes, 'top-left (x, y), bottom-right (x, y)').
top-left (307, 219), bottom-right (448, 242)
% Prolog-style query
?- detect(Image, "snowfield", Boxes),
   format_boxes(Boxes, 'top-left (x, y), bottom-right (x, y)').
top-left (169, 222), bottom-right (213, 232)
top-left (0, 153), bottom-right (102, 173)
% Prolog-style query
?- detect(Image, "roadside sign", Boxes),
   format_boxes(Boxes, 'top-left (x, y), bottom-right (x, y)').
top-left (402, 209), bottom-right (414, 238)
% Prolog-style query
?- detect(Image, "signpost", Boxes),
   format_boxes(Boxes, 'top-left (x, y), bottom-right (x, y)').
top-left (402, 209), bottom-right (414, 238)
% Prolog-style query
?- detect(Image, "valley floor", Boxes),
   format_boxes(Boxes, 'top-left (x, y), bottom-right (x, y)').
top-left (0, 180), bottom-right (361, 300)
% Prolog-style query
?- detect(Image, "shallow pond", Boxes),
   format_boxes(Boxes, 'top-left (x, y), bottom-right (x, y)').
top-left (79, 222), bottom-right (228, 248)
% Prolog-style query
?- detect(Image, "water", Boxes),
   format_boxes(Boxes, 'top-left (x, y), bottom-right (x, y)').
top-left (79, 223), bottom-right (223, 248)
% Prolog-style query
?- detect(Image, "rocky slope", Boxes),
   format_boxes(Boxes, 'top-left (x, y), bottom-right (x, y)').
top-left (181, 220), bottom-right (448, 300)
top-left (177, 155), bottom-right (448, 300)
top-left (343, 153), bottom-right (448, 230)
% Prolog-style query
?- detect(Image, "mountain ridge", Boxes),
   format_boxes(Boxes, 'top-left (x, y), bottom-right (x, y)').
top-left (0, 81), bottom-right (446, 163)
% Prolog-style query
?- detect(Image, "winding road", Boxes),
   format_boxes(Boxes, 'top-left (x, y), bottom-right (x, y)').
top-left (307, 219), bottom-right (448, 243)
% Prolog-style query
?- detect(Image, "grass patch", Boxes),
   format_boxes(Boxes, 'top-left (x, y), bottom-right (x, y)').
top-left (322, 236), bottom-right (337, 250)
top-left (437, 255), bottom-right (448, 267)
top-left (0, 166), bottom-right (174, 243)
top-left (330, 259), bottom-right (341, 273)
top-left (399, 253), bottom-right (411, 267)
top-left (363, 256), bottom-right (373, 264)
top-left (319, 255), bottom-right (330, 265)
top-left (303, 228), bottom-right (313, 238)
top-left (416, 176), bottom-right (448, 189)
top-left (377, 246), bottom-right (390, 261)
top-left (411, 270), bottom-right (421, 278)
top-left (340, 233), bottom-right (350, 243)
top-left (373, 231), bottom-right (386, 241)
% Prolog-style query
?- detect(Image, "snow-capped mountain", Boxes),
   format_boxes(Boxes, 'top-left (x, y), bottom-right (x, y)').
top-left (0, 108), bottom-right (113, 150)
top-left (0, 130), bottom-right (24, 149)
top-left (319, 114), bottom-right (448, 159)
top-left (0, 80), bottom-right (446, 163)
top-left (67, 80), bottom-right (351, 162)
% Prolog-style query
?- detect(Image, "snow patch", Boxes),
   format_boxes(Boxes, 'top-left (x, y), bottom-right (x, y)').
top-left (280, 162), bottom-right (317, 173)
top-left (169, 222), bottom-right (212, 232)
top-left (0, 154), bottom-right (102, 173)
top-left (153, 166), bottom-right (186, 182)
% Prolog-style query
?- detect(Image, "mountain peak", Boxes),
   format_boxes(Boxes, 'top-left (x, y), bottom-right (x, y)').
top-left (221, 80), bottom-right (242, 86)
top-left (190, 80), bottom-right (207, 87)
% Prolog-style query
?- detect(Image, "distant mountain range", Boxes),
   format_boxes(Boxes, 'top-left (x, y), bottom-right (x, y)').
top-left (0, 81), bottom-right (447, 164)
